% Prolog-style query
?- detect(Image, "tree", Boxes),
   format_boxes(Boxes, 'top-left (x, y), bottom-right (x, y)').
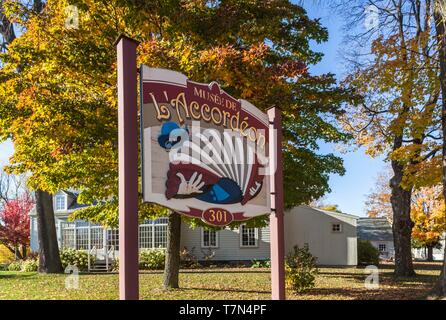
top-left (164, 210), bottom-right (181, 289)
top-left (365, 170), bottom-right (393, 222)
top-left (0, 170), bottom-right (30, 210)
top-left (433, 0), bottom-right (446, 297)
top-left (0, 0), bottom-right (356, 287)
top-left (35, 189), bottom-right (62, 273)
top-left (338, 0), bottom-right (441, 277)
top-left (411, 186), bottom-right (446, 261)
top-left (0, 0), bottom-right (63, 273)
top-left (366, 170), bottom-right (446, 262)
top-left (0, 194), bottom-right (33, 259)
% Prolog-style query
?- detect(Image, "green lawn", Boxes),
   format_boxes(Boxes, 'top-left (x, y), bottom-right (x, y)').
top-left (0, 262), bottom-right (441, 300)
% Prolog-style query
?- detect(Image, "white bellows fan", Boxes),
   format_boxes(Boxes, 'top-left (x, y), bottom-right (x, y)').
top-left (168, 128), bottom-right (264, 205)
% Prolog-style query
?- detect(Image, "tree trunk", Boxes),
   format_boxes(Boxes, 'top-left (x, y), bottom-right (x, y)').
top-left (0, 1), bottom-right (16, 47)
top-left (163, 211), bottom-right (181, 289)
top-left (427, 246), bottom-right (434, 262)
top-left (433, 2), bottom-right (446, 296)
top-left (14, 246), bottom-right (20, 260)
top-left (390, 155), bottom-right (416, 277)
top-left (21, 245), bottom-right (27, 259)
top-left (32, 0), bottom-right (44, 13)
top-left (35, 190), bottom-right (63, 273)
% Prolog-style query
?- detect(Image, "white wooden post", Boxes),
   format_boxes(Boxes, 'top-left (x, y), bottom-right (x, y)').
top-left (104, 227), bottom-right (108, 269)
top-left (88, 222), bottom-right (91, 271)
top-left (73, 222), bottom-right (77, 250)
top-left (57, 220), bottom-right (62, 248)
top-left (151, 221), bottom-right (155, 248)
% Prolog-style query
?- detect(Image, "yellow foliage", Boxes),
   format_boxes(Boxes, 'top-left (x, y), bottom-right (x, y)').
top-left (0, 244), bottom-right (14, 263)
top-left (411, 186), bottom-right (446, 246)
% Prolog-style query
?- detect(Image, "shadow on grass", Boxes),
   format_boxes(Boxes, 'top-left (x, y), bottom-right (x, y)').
top-left (180, 269), bottom-right (270, 274)
top-left (295, 286), bottom-right (431, 300)
top-left (318, 270), bottom-right (439, 285)
top-left (0, 272), bottom-right (36, 279)
top-left (303, 270), bottom-right (439, 300)
top-left (178, 286), bottom-right (270, 295)
top-left (138, 269), bottom-right (270, 275)
top-left (378, 261), bottom-right (443, 271)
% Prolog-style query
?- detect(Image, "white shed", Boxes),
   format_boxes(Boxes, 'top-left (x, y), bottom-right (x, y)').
top-left (284, 206), bottom-right (358, 266)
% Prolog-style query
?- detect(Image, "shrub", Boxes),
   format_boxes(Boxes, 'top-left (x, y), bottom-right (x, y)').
top-left (251, 259), bottom-right (271, 268)
top-left (27, 252), bottom-right (39, 260)
top-left (60, 248), bottom-right (94, 271)
top-left (7, 261), bottom-right (22, 271)
top-left (285, 245), bottom-right (318, 293)
top-left (111, 258), bottom-right (119, 272)
top-left (180, 247), bottom-right (200, 268)
top-left (4, 258), bottom-right (38, 272)
top-left (21, 259), bottom-right (38, 272)
top-left (139, 249), bottom-right (165, 270)
top-left (357, 240), bottom-right (380, 266)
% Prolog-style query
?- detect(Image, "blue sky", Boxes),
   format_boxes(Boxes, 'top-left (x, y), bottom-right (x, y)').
top-left (0, 2), bottom-right (386, 216)
top-left (300, 2), bottom-right (386, 216)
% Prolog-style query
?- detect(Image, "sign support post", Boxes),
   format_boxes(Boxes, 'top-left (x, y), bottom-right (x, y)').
top-left (268, 106), bottom-right (285, 300)
top-left (116, 34), bottom-right (139, 300)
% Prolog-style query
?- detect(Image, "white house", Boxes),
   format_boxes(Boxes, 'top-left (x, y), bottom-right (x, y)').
top-left (30, 191), bottom-right (359, 268)
top-left (357, 217), bottom-right (395, 260)
top-left (357, 217), bottom-right (445, 262)
top-left (412, 234), bottom-right (445, 261)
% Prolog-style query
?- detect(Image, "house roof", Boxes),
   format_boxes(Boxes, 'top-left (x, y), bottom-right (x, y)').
top-left (357, 217), bottom-right (393, 242)
top-left (60, 189), bottom-right (80, 199)
top-left (307, 206), bottom-right (360, 220)
top-left (29, 189), bottom-right (88, 216)
top-left (60, 189), bottom-right (88, 212)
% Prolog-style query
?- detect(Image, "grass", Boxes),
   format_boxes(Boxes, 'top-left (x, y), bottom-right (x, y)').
top-left (0, 262), bottom-right (442, 300)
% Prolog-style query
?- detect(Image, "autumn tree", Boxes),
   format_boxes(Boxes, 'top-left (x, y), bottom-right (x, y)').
top-left (366, 170), bottom-right (445, 262)
top-left (0, 0), bottom-right (356, 287)
top-left (0, 194), bottom-right (33, 259)
top-left (366, 170), bottom-right (393, 222)
top-left (337, 0), bottom-right (442, 277)
top-left (433, 0), bottom-right (446, 296)
top-left (0, 0), bottom-right (62, 273)
top-left (411, 186), bottom-right (446, 261)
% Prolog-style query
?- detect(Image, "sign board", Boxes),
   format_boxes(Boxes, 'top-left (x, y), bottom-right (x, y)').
top-left (140, 66), bottom-right (271, 226)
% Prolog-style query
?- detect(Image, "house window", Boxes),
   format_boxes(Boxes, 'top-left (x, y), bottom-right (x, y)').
top-left (60, 222), bottom-right (75, 249)
top-left (139, 218), bottom-right (168, 249)
top-left (201, 229), bottom-right (218, 248)
top-left (55, 195), bottom-right (66, 211)
top-left (90, 227), bottom-right (104, 249)
top-left (76, 228), bottom-right (89, 250)
top-left (107, 229), bottom-right (119, 251)
top-left (240, 225), bottom-right (258, 247)
top-left (332, 223), bottom-right (342, 233)
top-left (378, 244), bottom-right (387, 252)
